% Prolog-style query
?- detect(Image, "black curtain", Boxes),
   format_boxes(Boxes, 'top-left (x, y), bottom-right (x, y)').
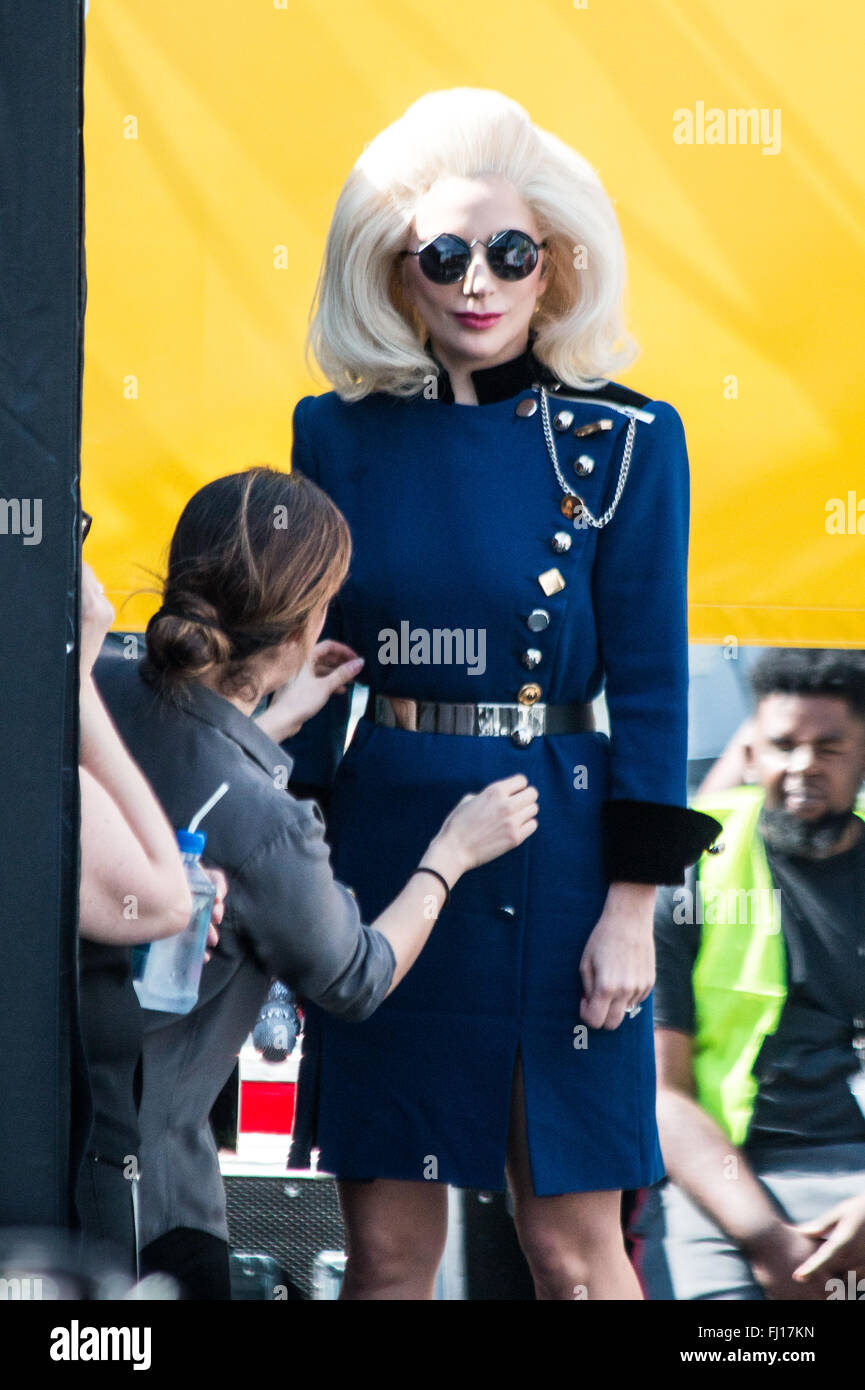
top-left (0, 1), bottom-right (87, 1226)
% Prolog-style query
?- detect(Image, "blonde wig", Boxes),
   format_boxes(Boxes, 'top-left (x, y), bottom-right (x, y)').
top-left (308, 88), bottom-right (638, 401)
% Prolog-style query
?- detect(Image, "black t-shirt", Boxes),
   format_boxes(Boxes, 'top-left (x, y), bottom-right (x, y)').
top-left (653, 825), bottom-right (865, 1149)
top-left (77, 938), bottom-right (143, 1164)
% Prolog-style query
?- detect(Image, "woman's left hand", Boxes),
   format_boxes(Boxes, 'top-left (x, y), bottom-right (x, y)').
top-left (579, 882), bottom-right (657, 1030)
top-left (256, 641), bottom-right (364, 741)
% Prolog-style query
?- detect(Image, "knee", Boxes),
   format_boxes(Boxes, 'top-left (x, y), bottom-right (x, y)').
top-left (345, 1223), bottom-right (442, 1290)
top-left (516, 1220), bottom-right (579, 1290)
top-left (514, 1214), bottom-right (618, 1297)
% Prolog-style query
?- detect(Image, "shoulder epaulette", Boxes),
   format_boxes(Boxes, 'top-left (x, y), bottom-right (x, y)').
top-left (542, 375), bottom-right (656, 423)
top-left (549, 378), bottom-right (651, 409)
top-left (585, 380), bottom-right (651, 409)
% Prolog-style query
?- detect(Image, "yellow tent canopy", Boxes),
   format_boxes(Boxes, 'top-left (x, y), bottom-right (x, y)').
top-left (82, 0), bottom-right (865, 646)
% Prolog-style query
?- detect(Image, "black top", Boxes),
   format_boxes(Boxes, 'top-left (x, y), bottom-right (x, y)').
top-left (77, 939), bottom-right (142, 1164)
top-left (92, 647), bottom-right (396, 1244)
top-left (94, 649), bottom-right (395, 1016)
top-left (653, 827), bottom-right (865, 1148)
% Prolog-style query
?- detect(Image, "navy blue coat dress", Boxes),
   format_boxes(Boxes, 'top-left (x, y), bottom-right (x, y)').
top-left (285, 342), bottom-right (717, 1195)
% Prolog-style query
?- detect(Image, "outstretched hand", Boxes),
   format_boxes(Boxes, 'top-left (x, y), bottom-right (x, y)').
top-left (435, 773), bottom-right (539, 875)
top-left (256, 640), bottom-right (364, 742)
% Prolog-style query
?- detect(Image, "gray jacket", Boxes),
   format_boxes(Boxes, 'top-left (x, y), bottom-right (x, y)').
top-left (94, 651), bottom-right (395, 1246)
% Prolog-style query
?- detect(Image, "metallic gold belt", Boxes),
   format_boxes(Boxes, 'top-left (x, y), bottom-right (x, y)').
top-left (365, 692), bottom-right (595, 747)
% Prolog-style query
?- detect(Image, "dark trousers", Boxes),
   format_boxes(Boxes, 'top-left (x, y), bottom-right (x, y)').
top-left (141, 1227), bottom-right (231, 1300)
top-left (75, 1153), bottom-right (137, 1279)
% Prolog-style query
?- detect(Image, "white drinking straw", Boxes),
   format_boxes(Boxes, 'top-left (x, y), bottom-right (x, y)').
top-left (188, 781), bottom-right (230, 833)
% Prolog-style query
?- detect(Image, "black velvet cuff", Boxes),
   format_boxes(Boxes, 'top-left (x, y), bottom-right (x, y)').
top-left (602, 799), bottom-right (723, 886)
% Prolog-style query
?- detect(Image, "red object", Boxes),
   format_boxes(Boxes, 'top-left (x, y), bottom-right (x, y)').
top-left (454, 312), bottom-right (502, 329)
top-left (239, 1080), bottom-right (296, 1134)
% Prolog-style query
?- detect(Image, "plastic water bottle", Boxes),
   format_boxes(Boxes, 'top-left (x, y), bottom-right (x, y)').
top-left (132, 829), bottom-right (217, 1014)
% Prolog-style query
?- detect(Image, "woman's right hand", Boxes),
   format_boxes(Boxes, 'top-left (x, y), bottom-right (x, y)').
top-left (432, 773), bottom-right (538, 877)
top-left (376, 775), bottom-right (538, 994)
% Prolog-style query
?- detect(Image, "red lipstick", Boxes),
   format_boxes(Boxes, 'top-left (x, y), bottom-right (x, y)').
top-left (455, 312), bottom-right (502, 330)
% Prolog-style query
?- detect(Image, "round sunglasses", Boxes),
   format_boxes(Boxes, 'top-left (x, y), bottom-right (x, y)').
top-left (400, 229), bottom-right (547, 285)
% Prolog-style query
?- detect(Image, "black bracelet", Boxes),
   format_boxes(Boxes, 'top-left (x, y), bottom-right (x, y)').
top-left (409, 866), bottom-right (451, 905)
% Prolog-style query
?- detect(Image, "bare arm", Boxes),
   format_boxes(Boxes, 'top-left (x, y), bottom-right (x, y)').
top-left (79, 755), bottom-right (191, 944)
top-left (77, 561), bottom-right (192, 944)
top-left (696, 717), bottom-right (755, 796)
top-left (374, 777), bottom-right (538, 993)
top-left (255, 639), bottom-right (363, 742)
top-left (655, 1027), bottom-right (823, 1298)
top-left (245, 775), bottom-right (539, 1021)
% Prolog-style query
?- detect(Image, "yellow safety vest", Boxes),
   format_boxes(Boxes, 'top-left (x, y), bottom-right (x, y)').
top-left (689, 784), bottom-right (865, 1146)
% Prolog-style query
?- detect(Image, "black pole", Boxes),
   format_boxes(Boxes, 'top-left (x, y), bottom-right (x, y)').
top-left (0, 0), bottom-right (87, 1226)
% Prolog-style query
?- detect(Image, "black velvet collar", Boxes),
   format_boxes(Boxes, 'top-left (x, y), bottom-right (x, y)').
top-left (421, 333), bottom-right (655, 412)
top-left (425, 332), bottom-right (558, 404)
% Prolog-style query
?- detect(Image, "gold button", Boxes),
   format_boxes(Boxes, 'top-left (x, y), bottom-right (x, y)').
top-left (538, 566), bottom-right (566, 596)
top-left (560, 496), bottom-right (584, 521)
top-left (517, 683), bottom-right (542, 705)
top-left (573, 418), bottom-right (614, 438)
